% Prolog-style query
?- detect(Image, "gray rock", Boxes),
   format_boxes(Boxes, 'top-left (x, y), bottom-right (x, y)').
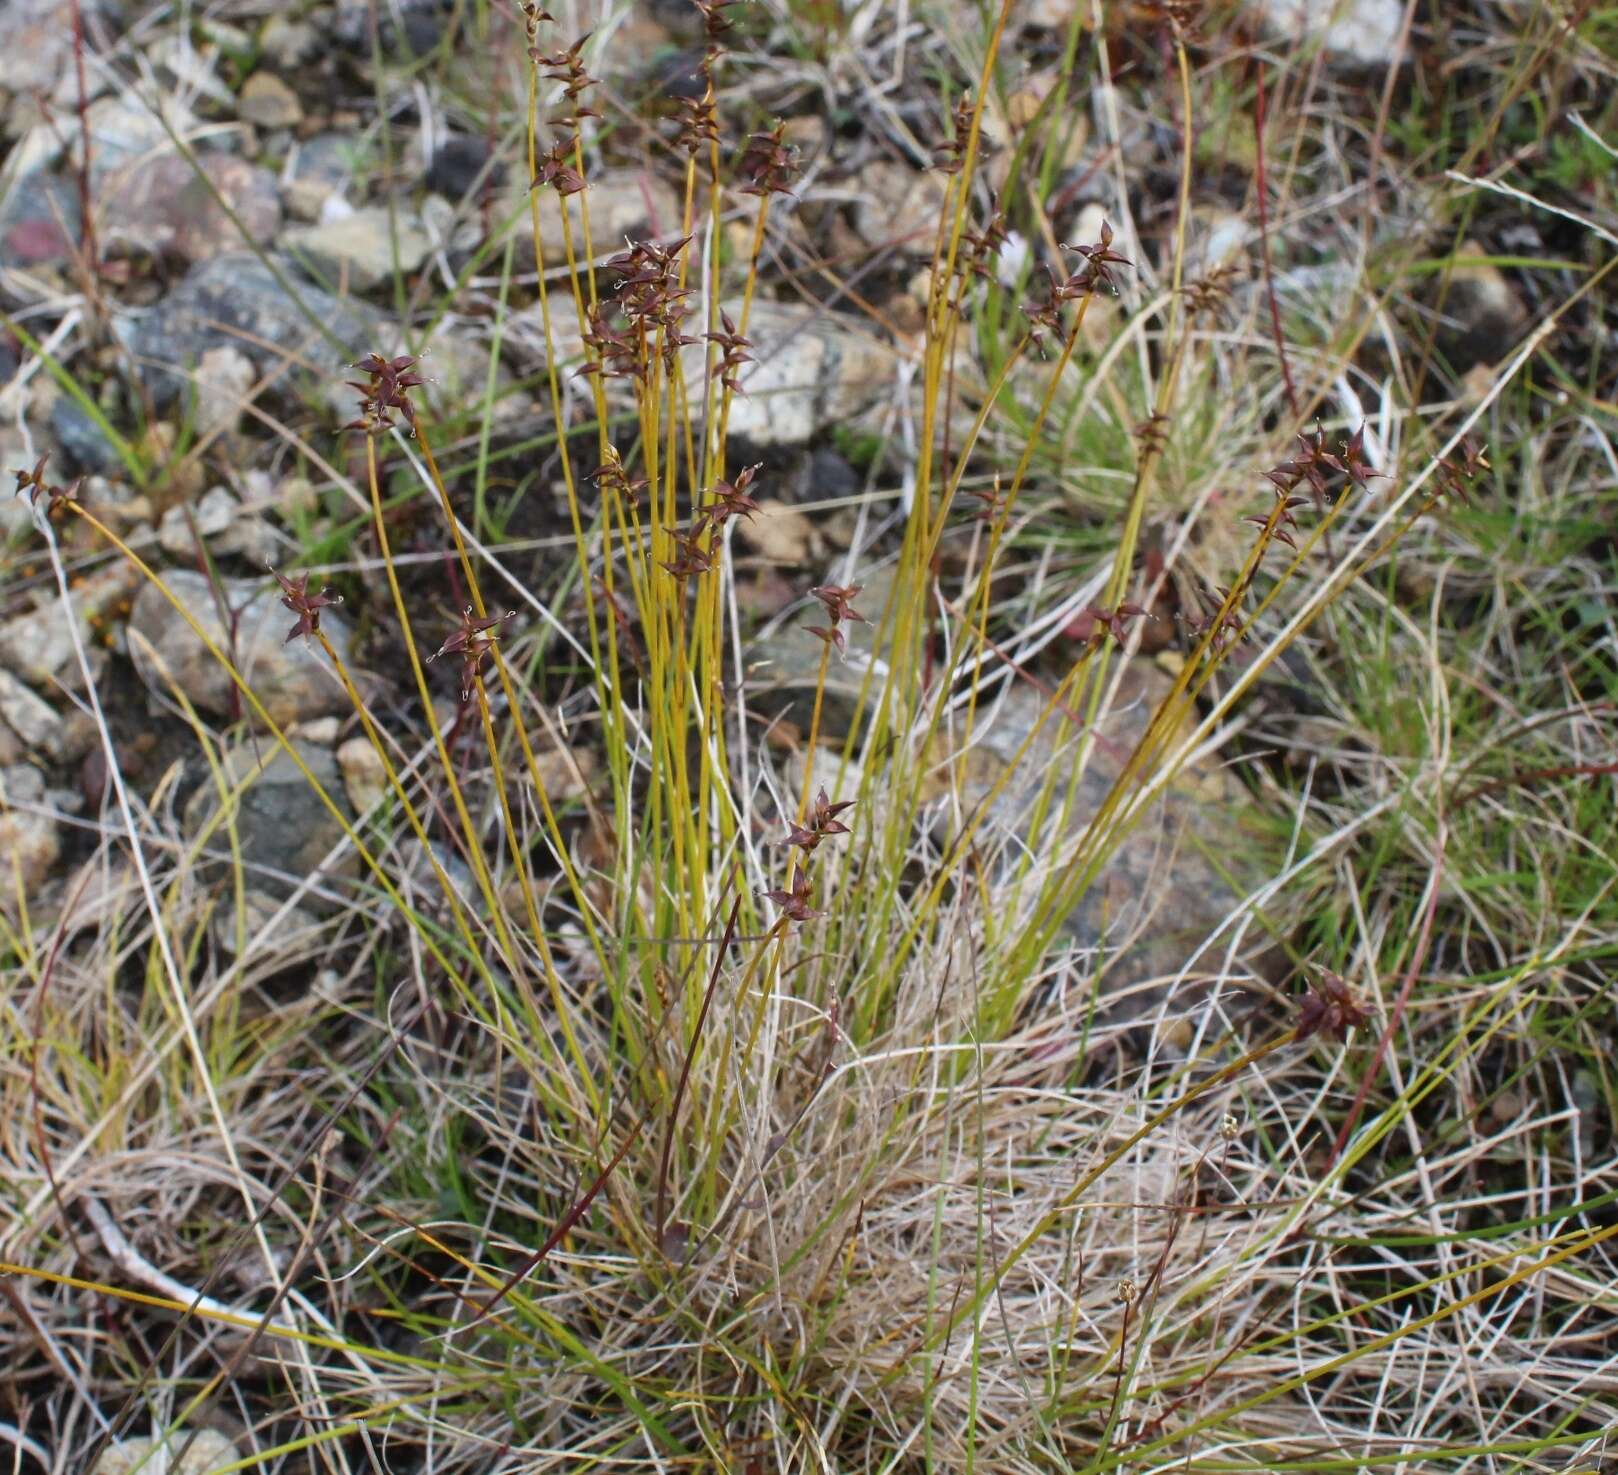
top-left (0, 811), bottom-right (60, 902)
top-left (0, 561), bottom-right (141, 687)
top-left (0, 0), bottom-right (77, 96)
top-left (89, 1429), bottom-right (242, 1475)
top-left (260, 15), bottom-right (320, 69)
top-left (102, 150), bottom-right (281, 263)
top-left (238, 72), bottom-right (302, 129)
top-left (280, 133), bottom-right (364, 223)
top-left (330, 0), bottom-right (445, 54)
top-left (128, 568), bottom-right (353, 727)
top-left (504, 168), bottom-right (681, 266)
top-left (852, 161), bottom-right (949, 255)
top-left (73, 94), bottom-right (197, 191)
top-left (189, 482), bottom-right (276, 562)
top-left (280, 206), bottom-right (432, 292)
top-left (111, 253), bottom-right (382, 408)
top-left (49, 395), bottom-right (122, 476)
top-left (1248, 0), bottom-right (1405, 68)
top-left (924, 666), bottom-right (1261, 1014)
top-left (721, 300), bottom-right (894, 447)
top-left (0, 668), bottom-right (61, 753)
top-left (0, 762), bottom-right (47, 806)
top-left (425, 134), bottom-right (503, 202)
top-left (184, 741), bottom-right (358, 911)
top-left (158, 485), bottom-right (238, 556)
top-left (0, 168), bottom-right (82, 268)
top-left (192, 345), bottom-right (257, 440)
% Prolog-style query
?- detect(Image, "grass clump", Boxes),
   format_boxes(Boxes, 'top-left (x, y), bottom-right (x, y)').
top-left (2, 1), bottom-right (1616, 1471)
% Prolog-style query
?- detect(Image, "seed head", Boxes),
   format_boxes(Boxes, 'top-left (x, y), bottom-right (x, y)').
top-left (1295, 971), bottom-right (1370, 1044)
top-left (760, 869), bottom-right (822, 924)
top-left (272, 567), bottom-right (344, 645)
top-left (427, 606), bottom-right (516, 703)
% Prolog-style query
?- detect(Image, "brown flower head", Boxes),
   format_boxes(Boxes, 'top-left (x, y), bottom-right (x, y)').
top-left (344, 352), bottom-right (426, 435)
top-left (13, 453), bottom-right (80, 515)
top-left (738, 122), bottom-right (797, 197)
top-left (273, 567), bottom-right (344, 644)
top-left (693, 463), bottom-right (763, 533)
top-left (1065, 602), bottom-right (1150, 649)
top-left (532, 135), bottom-right (588, 196)
top-left (760, 868), bottom-right (822, 924)
top-left (1062, 218), bottom-right (1132, 295)
top-left (1295, 971), bottom-right (1370, 1044)
top-left (659, 528), bottom-right (713, 579)
top-left (427, 606), bottom-right (516, 702)
top-left (784, 787), bottom-right (856, 853)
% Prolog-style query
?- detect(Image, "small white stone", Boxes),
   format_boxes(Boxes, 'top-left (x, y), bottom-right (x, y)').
top-left (337, 735), bottom-right (388, 814)
top-left (0, 668), bottom-right (59, 750)
top-left (90, 1429), bottom-right (243, 1474)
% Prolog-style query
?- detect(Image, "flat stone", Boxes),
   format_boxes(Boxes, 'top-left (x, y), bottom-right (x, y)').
top-left (0, 811), bottom-right (60, 902)
top-left (112, 252), bottom-right (382, 408)
top-left (722, 300), bottom-right (895, 447)
top-left (102, 150), bottom-right (281, 262)
top-left (128, 568), bottom-right (353, 727)
top-left (90, 1430), bottom-right (243, 1475)
top-left (0, 668), bottom-right (61, 752)
top-left (184, 741), bottom-right (358, 911)
top-left (280, 207), bottom-right (432, 292)
top-left (1248, 0), bottom-right (1405, 68)
top-left (0, 561), bottom-right (141, 687)
top-left (239, 72), bottom-right (302, 129)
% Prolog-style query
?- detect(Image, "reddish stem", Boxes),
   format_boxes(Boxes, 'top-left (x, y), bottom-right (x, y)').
top-left (1252, 62), bottom-right (1298, 419)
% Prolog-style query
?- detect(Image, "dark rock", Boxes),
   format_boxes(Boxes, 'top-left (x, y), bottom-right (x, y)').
top-left (183, 741), bottom-right (358, 913)
top-left (49, 396), bottom-right (122, 476)
top-left (1434, 249), bottom-right (1528, 375)
top-left (331, 0), bottom-right (446, 54)
top-left (426, 134), bottom-right (503, 202)
top-left (111, 252), bottom-right (381, 408)
top-left (807, 447), bottom-right (861, 501)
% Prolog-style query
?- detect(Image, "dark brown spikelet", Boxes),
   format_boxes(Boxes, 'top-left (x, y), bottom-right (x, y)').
top-left (934, 95), bottom-right (977, 174)
top-left (738, 122), bottom-right (797, 197)
top-left (760, 869), bottom-right (822, 924)
top-left (13, 452), bottom-right (81, 516)
top-left (273, 567), bottom-right (344, 644)
top-left (427, 606), bottom-right (516, 702)
top-left (345, 352), bottom-right (426, 435)
top-left (1295, 972), bottom-right (1370, 1044)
